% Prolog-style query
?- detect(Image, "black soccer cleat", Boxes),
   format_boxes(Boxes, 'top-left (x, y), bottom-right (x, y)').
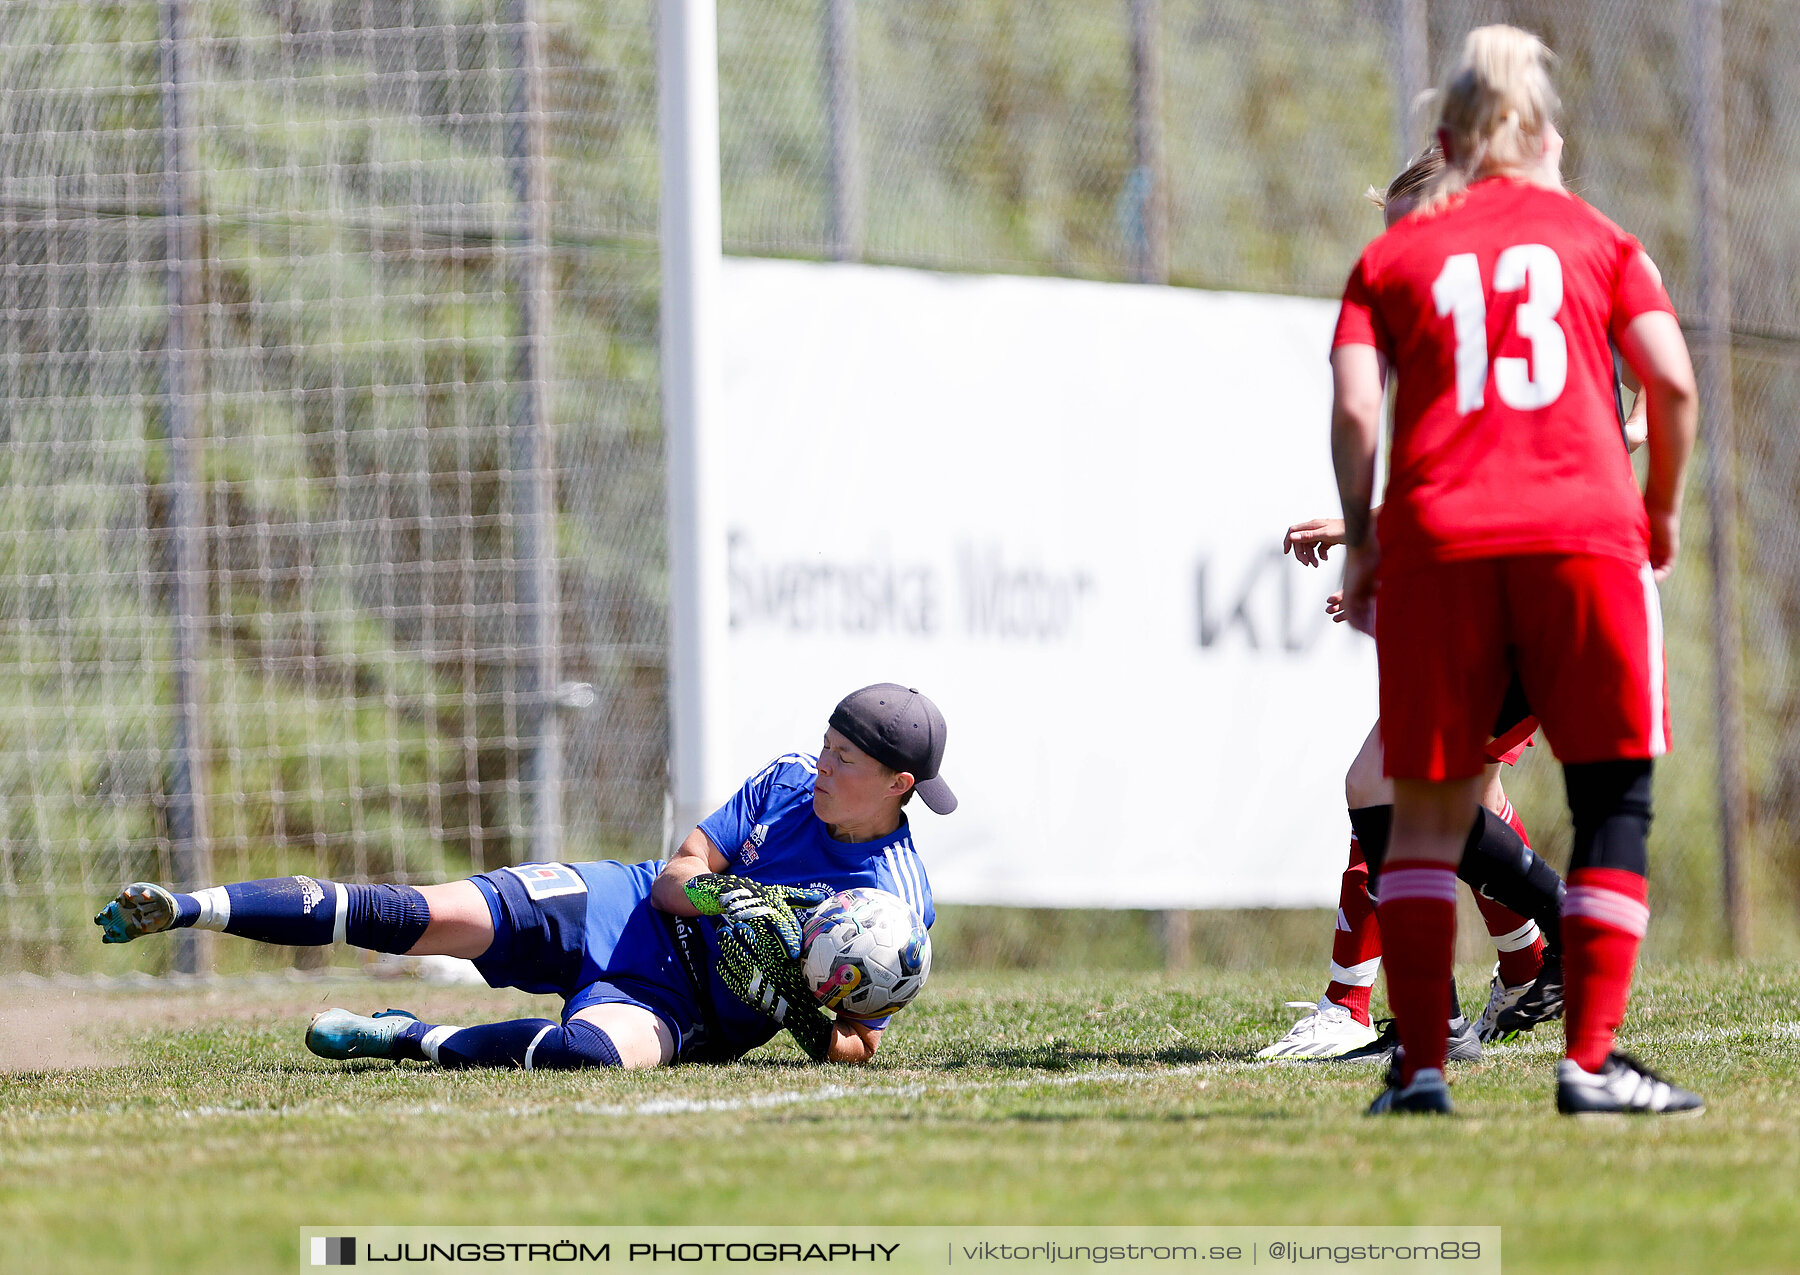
top-left (1366, 1065), bottom-right (1453, 1116)
top-left (1335, 1015), bottom-right (1482, 1065)
top-left (1556, 1052), bottom-right (1705, 1116)
top-left (1493, 952), bottom-right (1564, 1038)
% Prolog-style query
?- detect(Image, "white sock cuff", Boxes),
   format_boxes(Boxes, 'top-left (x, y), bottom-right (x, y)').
top-left (1379, 866), bottom-right (1459, 905)
top-left (191, 886), bottom-right (231, 932)
top-left (420, 1024), bottom-right (461, 1066)
top-left (1490, 918), bottom-right (1541, 952)
top-left (1329, 955), bottom-right (1381, 987)
top-left (522, 1024), bottom-right (557, 1071)
top-left (1564, 886), bottom-right (1650, 938)
top-left (331, 881), bottom-right (349, 946)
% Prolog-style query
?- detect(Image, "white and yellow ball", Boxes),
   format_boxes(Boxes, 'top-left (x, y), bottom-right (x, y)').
top-left (799, 888), bottom-right (931, 1019)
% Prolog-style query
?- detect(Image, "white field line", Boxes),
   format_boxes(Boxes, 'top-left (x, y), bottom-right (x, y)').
top-left (1482, 1019), bottom-right (1800, 1053)
top-left (158, 1063), bottom-right (1217, 1124)
top-left (1655, 1020), bottom-right (1800, 1047)
top-left (574, 1063), bottom-right (1214, 1118)
top-left (1414, 1017), bottom-right (1800, 1069)
top-left (49, 1020), bottom-right (1800, 1126)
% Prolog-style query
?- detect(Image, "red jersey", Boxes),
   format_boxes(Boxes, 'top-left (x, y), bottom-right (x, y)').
top-left (1333, 178), bottom-right (1675, 570)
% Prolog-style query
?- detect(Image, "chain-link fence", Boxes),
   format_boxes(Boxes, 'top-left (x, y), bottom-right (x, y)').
top-left (3, 0), bottom-right (1795, 971)
top-left (0, 1), bottom-right (668, 972)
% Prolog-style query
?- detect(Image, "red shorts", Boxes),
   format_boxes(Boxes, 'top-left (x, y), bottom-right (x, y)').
top-left (1377, 554), bottom-right (1669, 781)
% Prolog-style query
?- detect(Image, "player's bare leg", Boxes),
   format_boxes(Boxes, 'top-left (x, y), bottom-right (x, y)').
top-left (1344, 720), bottom-right (1390, 809)
top-left (407, 881), bottom-right (496, 958)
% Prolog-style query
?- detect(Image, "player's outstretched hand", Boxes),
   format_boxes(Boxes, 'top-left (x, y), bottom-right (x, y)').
top-left (714, 925), bottom-right (832, 1062)
top-left (684, 873), bottom-right (828, 960)
top-left (1283, 517), bottom-right (1347, 568)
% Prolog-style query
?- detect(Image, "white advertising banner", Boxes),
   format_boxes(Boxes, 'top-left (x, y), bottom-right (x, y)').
top-left (717, 257), bottom-right (1375, 908)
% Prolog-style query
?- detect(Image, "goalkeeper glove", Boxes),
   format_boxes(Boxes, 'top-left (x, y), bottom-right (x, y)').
top-left (714, 923), bottom-right (833, 1062)
top-left (683, 873), bottom-right (828, 961)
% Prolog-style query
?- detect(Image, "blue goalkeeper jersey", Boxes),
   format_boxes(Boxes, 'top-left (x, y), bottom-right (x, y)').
top-left (563, 754), bottom-right (933, 1057)
top-left (698, 753), bottom-right (934, 927)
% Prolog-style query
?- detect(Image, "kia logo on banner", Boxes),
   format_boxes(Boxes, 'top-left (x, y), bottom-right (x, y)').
top-left (1196, 547), bottom-right (1338, 653)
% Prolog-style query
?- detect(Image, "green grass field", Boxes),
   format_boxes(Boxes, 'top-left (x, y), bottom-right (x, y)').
top-left (3, 960), bottom-right (1797, 1274)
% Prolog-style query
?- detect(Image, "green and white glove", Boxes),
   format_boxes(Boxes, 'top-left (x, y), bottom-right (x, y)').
top-left (683, 873), bottom-right (829, 962)
top-left (714, 923), bottom-right (833, 1062)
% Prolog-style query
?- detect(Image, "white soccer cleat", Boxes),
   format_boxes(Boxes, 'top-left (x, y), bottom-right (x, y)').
top-left (1255, 998), bottom-right (1380, 1060)
top-left (1556, 1052), bottom-right (1705, 1116)
top-left (1474, 963), bottom-right (1535, 1043)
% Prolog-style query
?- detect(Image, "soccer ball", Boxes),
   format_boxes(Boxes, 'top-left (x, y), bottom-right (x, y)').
top-left (799, 888), bottom-right (931, 1019)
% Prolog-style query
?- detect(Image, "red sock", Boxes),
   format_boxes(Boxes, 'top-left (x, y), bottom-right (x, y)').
top-left (1496, 796), bottom-right (1530, 847)
top-left (1562, 867), bottom-right (1649, 1072)
top-left (1375, 859), bottom-right (1458, 1084)
top-left (1324, 837), bottom-right (1381, 1025)
top-left (1478, 797), bottom-right (1546, 985)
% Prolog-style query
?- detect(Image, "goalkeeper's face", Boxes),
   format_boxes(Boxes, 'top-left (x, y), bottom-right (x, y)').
top-left (814, 728), bottom-right (913, 835)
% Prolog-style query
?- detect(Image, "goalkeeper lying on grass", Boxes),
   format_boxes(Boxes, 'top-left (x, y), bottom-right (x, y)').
top-left (95, 684), bottom-right (948, 1070)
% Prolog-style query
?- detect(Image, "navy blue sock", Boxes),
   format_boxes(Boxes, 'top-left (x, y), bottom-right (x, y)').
top-left (403, 1017), bottom-right (624, 1070)
top-left (171, 877), bottom-right (431, 953)
top-left (218, 876), bottom-right (338, 945)
top-left (343, 884), bottom-right (431, 954)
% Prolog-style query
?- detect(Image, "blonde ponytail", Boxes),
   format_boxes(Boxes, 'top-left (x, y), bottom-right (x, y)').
top-left (1418, 25), bottom-right (1559, 213)
top-left (1366, 144), bottom-right (1445, 213)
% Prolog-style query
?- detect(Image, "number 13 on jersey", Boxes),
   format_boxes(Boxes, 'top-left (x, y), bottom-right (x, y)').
top-left (1432, 244), bottom-right (1567, 413)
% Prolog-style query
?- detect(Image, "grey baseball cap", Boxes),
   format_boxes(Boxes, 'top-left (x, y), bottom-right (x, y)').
top-left (828, 684), bottom-right (957, 815)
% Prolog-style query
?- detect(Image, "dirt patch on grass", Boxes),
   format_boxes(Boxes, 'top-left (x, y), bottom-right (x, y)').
top-left (0, 980), bottom-right (560, 1073)
top-left (0, 987), bottom-right (121, 1070)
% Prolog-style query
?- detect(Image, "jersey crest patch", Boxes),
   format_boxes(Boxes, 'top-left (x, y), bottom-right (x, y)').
top-left (502, 863), bottom-right (588, 901)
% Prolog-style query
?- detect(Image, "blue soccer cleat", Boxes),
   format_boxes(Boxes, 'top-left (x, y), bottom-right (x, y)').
top-left (305, 1008), bottom-right (420, 1061)
top-left (94, 882), bottom-right (180, 944)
